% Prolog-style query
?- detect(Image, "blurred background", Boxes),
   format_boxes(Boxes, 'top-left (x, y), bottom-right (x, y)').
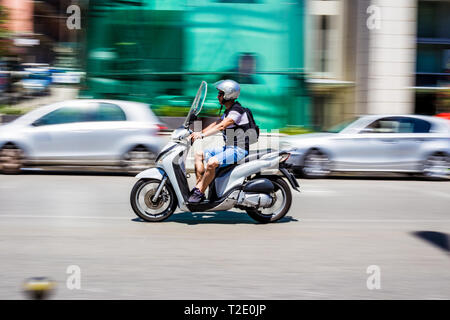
top-left (0, 1), bottom-right (450, 301)
top-left (0, 0), bottom-right (448, 130)
top-left (0, 0), bottom-right (449, 177)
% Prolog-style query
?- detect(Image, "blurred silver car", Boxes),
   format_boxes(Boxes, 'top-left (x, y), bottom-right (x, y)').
top-left (282, 115), bottom-right (450, 179)
top-left (0, 99), bottom-right (166, 174)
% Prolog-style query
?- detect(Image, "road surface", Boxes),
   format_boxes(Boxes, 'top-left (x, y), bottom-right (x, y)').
top-left (0, 173), bottom-right (449, 299)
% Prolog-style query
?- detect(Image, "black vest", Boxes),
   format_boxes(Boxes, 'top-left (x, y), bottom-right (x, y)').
top-left (222, 102), bottom-right (252, 150)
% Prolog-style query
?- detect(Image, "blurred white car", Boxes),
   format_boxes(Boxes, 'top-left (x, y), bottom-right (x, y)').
top-left (0, 99), bottom-right (167, 174)
top-left (282, 115), bottom-right (450, 179)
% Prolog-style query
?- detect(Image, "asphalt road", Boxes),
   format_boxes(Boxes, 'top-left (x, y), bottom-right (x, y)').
top-left (0, 173), bottom-right (449, 299)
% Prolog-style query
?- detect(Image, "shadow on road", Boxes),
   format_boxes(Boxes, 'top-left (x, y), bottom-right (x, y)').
top-left (21, 169), bottom-right (133, 177)
top-left (412, 231), bottom-right (450, 255)
top-left (132, 211), bottom-right (298, 225)
top-left (19, 168), bottom-right (448, 182)
top-left (294, 173), bottom-right (448, 182)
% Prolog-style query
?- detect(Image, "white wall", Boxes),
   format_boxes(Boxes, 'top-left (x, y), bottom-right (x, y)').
top-left (359, 0), bottom-right (418, 114)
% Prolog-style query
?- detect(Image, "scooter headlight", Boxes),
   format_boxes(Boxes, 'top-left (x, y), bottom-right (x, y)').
top-left (279, 153), bottom-right (290, 163)
top-left (171, 127), bottom-right (190, 141)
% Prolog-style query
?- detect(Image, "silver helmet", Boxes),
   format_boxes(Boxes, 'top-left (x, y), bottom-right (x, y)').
top-left (215, 79), bottom-right (240, 100)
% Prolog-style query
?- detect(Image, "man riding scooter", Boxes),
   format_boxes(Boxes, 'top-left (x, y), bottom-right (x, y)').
top-left (188, 79), bottom-right (255, 203)
top-left (130, 80), bottom-right (298, 223)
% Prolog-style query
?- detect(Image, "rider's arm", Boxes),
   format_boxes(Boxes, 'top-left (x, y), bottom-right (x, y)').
top-left (201, 117), bottom-right (235, 138)
top-left (200, 119), bottom-right (221, 134)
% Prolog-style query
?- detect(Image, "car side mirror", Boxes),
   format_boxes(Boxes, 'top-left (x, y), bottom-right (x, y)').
top-left (32, 119), bottom-right (44, 127)
top-left (360, 128), bottom-right (374, 133)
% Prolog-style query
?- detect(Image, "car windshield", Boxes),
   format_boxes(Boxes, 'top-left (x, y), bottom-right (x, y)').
top-left (324, 117), bottom-right (359, 133)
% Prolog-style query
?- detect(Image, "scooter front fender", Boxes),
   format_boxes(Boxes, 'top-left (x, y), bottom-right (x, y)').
top-left (135, 167), bottom-right (165, 180)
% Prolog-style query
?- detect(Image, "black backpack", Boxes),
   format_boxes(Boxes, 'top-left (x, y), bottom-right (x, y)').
top-left (243, 107), bottom-right (260, 144)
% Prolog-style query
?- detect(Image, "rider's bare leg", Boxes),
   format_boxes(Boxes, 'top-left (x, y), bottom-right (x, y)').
top-left (194, 151), bottom-right (205, 185)
top-left (196, 157), bottom-right (219, 194)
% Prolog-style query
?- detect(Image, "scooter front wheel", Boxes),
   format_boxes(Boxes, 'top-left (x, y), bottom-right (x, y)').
top-left (130, 179), bottom-right (177, 222)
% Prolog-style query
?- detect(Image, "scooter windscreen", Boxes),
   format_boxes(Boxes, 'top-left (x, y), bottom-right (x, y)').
top-left (183, 81), bottom-right (207, 128)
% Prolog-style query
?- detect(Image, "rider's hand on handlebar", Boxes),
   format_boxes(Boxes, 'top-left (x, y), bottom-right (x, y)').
top-left (189, 132), bottom-right (203, 143)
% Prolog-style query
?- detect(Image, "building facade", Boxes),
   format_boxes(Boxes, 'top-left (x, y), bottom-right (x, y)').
top-left (82, 0), bottom-right (311, 130)
top-left (306, 0), bottom-right (449, 130)
top-left (415, 0), bottom-right (450, 115)
top-left (0, 0), bottom-right (84, 66)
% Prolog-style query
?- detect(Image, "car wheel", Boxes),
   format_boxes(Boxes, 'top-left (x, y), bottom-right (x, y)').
top-left (301, 149), bottom-right (331, 179)
top-left (122, 146), bottom-right (157, 174)
top-left (422, 152), bottom-right (449, 180)
top-left (0, 144), bottom-right (24, 174)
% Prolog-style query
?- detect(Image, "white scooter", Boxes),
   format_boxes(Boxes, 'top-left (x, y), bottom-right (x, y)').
top-left (130, 81), bottom-right (300, 223)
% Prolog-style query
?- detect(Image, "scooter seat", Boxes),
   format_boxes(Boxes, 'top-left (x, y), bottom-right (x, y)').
top-left (237, 148), bottom-right (276, 164)
top-left (215, 163), bottom-right (238, 178)
top-left (214, 149), bottom-right (276, 178)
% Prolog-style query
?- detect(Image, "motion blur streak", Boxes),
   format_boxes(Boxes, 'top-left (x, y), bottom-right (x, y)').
top-left (0, 0), bottom-right (449, 300)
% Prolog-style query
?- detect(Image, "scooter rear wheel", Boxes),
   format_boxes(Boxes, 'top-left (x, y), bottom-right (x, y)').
top-left (245, 177), bottom-right (292, 224)
top-left (130, 178), bottom-right (177, 222)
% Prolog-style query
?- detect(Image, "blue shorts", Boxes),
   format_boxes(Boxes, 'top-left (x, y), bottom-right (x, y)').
top-left (204, 146), bottom-right (248, 168)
